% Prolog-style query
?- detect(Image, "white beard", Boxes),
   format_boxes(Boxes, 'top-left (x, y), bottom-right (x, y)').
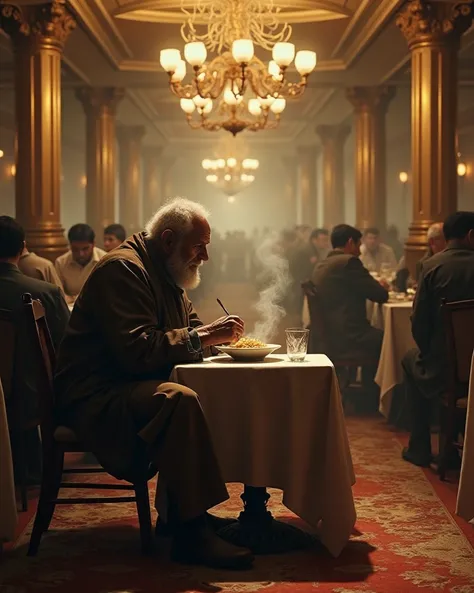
top-left (166, 250), bottom-right (202, 290)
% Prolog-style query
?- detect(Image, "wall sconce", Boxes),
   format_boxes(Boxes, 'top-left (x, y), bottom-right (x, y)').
top-left (457, 162), bottom-right (467, 177)
top-left (79, 174), bottom-right (87, 188)
top-left (399, 171), bottom-right (408, 184)
top-left (0, 149), bottom-right (4, 159)
top-left (9, 164), bottom-right (16, 177)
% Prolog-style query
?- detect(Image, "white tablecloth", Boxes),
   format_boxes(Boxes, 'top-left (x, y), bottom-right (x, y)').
top-left (0, 377), bottom-right (17, 544)
top-left (457, 352), bottom-right (474, 523)
top-left (373, 302), bottom-right (415, 417)
top-left (171, 354), bottom-right (356, 557)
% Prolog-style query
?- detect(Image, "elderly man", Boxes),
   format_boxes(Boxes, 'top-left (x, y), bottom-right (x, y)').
top-left (415, 222), bottom-right (446, 281)
top-left (360, 227), bottom-right (397, 273)
top-left (402, 212), bottom-right (474, 467)
top-left (54, 198), bottom-right (252, 569)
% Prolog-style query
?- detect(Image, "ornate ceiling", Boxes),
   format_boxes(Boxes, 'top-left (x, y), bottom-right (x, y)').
top-left (1, 0), bottom-right (474, 156)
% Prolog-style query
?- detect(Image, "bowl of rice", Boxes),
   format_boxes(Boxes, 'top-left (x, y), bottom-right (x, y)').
top-left (215, 337), bottom-right (281, 362)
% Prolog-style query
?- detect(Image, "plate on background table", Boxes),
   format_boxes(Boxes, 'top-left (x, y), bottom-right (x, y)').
top-left (215, 344), bottom-right (281, 362)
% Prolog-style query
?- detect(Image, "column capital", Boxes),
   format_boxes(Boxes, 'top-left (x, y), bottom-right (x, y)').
top-left (117, 125), bottom-right (146, 144)
top-left (76, 87), bottom-right (125, 117)
top-left (316, 124), bottom-right (351, 146)
top-left (346, 86), bottom-right (396, 114)
top-left (0, 1), bottom-right (76, 50)
top-left (396, 0), bottom-right (473, 49)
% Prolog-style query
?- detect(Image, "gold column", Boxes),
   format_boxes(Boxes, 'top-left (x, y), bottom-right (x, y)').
top-left (75, 87), bottom-right (124, 241)
top-left (296, 146), bottom-right (318, 226)
top-left (397, 0), bottom-right (472, 275)
top-left (142, 147), bottom-right (163, 222)
top-left (346, 86), bottom-right (395, 232)
top-left (0, 1), bottom-right (75, 260)
top-left (316, 124), bottom-right (351, 229)
top-left (117, 125), bottom-right (146, 235)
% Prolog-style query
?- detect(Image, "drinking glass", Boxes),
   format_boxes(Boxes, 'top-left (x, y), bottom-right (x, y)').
top-left (285, 328), bottom-right (310, 362)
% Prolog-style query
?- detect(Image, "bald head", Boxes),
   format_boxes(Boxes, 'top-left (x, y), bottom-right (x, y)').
top-left (427, 222), bottom-right (446, 254)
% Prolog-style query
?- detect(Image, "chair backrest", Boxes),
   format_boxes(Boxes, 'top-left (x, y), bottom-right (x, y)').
top-left (442, 298), bottom-right (474, 396)
top-left (301, 280), bottom-right (330, 354)
top-left (0, 309), bottom-right (16, 402)
top-left (22, 293), bottom-right (57, 451)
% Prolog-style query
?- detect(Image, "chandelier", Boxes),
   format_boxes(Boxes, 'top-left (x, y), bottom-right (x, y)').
top-left (203, 156), bottom-right (259, 196)
top-left (160, 0), bottom-right (317, 135)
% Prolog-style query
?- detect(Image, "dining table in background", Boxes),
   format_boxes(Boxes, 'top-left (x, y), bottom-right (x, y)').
top-left (0, 376), bottom-right (17, 550)
top-left (456, 351), bottom-right (474, 524)
top-left (372, 300), bottom-right (415, 418)
top-left (170, 353), bottom-right (356, 557)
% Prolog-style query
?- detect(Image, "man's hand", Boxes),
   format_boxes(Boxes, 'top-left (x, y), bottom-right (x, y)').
top-left (379, 278), bottom-right (390, 290)
top-left (196, 315), bottom-right (245, 348)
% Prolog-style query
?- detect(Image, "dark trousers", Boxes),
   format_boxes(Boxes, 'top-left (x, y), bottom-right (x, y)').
top-left (402, 348), bottom-right (432, 456)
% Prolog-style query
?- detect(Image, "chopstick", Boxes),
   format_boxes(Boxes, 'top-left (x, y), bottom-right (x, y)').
top-left (217, 298), bottom-right (230, 316)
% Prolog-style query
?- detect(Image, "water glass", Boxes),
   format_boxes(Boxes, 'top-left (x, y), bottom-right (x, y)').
top-left (285, 328), bottom-right (310, 362)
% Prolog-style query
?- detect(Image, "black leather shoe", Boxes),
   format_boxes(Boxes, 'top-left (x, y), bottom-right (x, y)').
top-left (156, 512), bottom-right (237, 537)
top-left (402, 446), bottom-right (432, 467)
top-left (171, 527), bottom-right (254, 570)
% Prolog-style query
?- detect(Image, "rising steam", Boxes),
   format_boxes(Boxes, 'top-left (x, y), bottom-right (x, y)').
top-left (250, 233), bottom-right (292, 344)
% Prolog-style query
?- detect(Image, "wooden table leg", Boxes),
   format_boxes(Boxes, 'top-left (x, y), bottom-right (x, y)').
top-left (217, 485), bottom-right (318, 554)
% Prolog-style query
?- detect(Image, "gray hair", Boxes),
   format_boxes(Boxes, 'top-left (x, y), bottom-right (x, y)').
top-left (145, 197), bottom-right (210, 239)
top-left (427, 222), bottom-right (444, 241)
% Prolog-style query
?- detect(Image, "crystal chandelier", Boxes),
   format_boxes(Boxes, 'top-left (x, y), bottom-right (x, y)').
top-left (160, 0), bottom-right (317, 135)
top-left (203, 156), bottom-right (259, 196)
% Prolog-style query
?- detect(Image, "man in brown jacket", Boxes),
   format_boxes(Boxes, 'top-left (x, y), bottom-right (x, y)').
top-left (55, 198), bottom-right (252, 569)
top-left (18, 247), bottom-right (64, 291)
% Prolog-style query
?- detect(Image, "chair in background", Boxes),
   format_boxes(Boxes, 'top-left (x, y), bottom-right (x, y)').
top-left (0, 309), bottom-right (37, 511)
top-left (22, 293), bottom-right (154, 556)
top-left (302, 281), bottom-right (379, 399)
top-left (439, 298), bottom-right (474, 480)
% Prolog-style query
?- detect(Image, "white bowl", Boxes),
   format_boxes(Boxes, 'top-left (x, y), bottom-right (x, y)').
top-left (215, 344), bottom-right (281, 362)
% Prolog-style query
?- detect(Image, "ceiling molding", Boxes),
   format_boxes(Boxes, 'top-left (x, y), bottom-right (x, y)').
top-left (336, 0), bottom-right (406, 68)
top-left (68, 0), bottom-right (133, 67)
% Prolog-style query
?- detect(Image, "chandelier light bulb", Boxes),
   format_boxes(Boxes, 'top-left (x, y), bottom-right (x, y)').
top-left (258, 95), bottom-right (275, 108)
top-left (206, 174), bottom-right (218, 183)
top-left (247, 174), bottom-right (255, 182)
top-left (228, 196), bottom-right (236, 204)
top-left (270, 97), bottom-right (286, 114)
top-left (171, 60), bottom-right (186, 83)
top-left (200, 99), bottom-right (213, 114)
top-left (224, 173), bottom-right (232, 181)
top-left (241, 174), bottom-right (248, 182)
top-left (202, 159), bottom-right (212, 170)
top-left (193, 95), bottom-right (209, 108)
top-left (0, 149), bottom-right (4, 158)
top-left (216, 159), bottom-right (226, 168)
top-left (184, 41), bottom-right (207, 67)
top-left (268, 60), bottom-right (282, 81)
top-left (226, 157), bottom-right (236, 168)
top-left (180, 98), bottom-right (196, 114)
top-left (295, 50), bottom-right (317, 75)
top-left (160, 48), bottom-right (181, 72)
top-left (232, 39), bottom-right (254, 63)
top-left (247, 98), bottom-right (262, 116)
top-left (223, 87), bottom-right (243, 106)
top-left (272, 42), bottom-right (295, 67)
top-left (399, 171), bottom-right (408, 184)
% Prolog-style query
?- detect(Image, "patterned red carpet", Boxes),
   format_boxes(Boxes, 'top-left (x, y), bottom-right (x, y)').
top-left (1, 417), bottom-right (473, 593)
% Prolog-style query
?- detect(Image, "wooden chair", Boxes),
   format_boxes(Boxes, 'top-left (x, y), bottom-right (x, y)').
top-left (301, 280), bottom-right (379, 372)
top-left (0, 308), bottom-right (38, 511)
top-left (22, 293), bottom-right (154, 556)
top-left (439, 298), bottom-right (474, 480)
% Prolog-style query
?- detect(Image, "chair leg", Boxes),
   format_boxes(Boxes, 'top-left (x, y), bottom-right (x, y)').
top-left (134, 481), bottom-right (153, 555)
top-left (27, 447), bottom-right (64, 556)
top-left (18, 431), bottom-right (28, 512)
